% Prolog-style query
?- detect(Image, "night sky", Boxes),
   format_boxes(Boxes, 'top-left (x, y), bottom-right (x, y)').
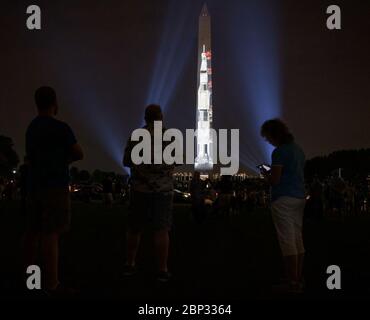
top-left (1, 0), bottom-right (369, 173)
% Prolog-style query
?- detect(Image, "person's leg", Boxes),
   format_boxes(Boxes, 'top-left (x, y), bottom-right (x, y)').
top-left (41, 188), bottom-right (72, 291)
top-left (126, 191), bottom-right (147, 267)
top-left (283, 254), bottom-right (299, 283)
top-left (154, 229), bottom-right (170, 272)
top-left (22, 192), bottom-right (41, 276)
top-left (294, 230), bottom-right (305, 284)
top-left (126, 230), bottom-right (141, 267)
top-left (272, 198), bottom-right (299, 284)
top-left (297, 253), bottom-right (305, 282)
top-left (154, 191), bottom-right (173, 273)
top-left (153, 192), bottom-right (173, 275)
top-left (40, 232), bottom-right (59, 290)
top-left (295, 199), bottom-right (306, 283)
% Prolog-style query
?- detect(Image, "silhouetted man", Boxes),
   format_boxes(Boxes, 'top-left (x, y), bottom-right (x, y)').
top-left (23, 86), bottom-right (83, 294)
top-left (123, 104), bottom-right (174, 282)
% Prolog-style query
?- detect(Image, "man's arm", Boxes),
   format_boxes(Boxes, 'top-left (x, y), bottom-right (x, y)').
top-left (64, 123), bottom-right (83, 163)
top-left (69, 143), bottom-right (84, 162)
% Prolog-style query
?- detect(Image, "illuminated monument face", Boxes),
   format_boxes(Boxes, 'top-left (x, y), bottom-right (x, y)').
top-left (195, 4), bottom-right (213, 172)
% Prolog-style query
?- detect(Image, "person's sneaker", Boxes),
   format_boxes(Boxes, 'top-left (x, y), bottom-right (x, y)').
top-left (157, 271), bottom-right (172, 283)
top-left (123, 265), bottom-right (137, 277)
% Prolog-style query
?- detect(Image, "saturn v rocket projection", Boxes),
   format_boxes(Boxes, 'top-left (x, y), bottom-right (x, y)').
top-left (195, 3), bottom-right (213, 172)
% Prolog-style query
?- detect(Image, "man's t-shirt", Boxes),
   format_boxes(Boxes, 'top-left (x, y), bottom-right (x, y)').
top-left (271, 142), bottom-right (305, 202)
top-left (123, 125), bottom-right (175, 193)
top-left (26, 116), bottom-right (77, 191)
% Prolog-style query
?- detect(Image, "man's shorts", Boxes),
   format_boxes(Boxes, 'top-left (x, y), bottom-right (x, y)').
top-left (128, 191), bottom-right (174, 232)
top-left (271, 196), bottom-right (306, 257)
top-left (26, 187), bottom-right (71, 234)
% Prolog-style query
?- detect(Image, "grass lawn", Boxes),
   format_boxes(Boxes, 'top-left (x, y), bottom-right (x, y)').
top-left (1, 200), bottom-right (370, 300)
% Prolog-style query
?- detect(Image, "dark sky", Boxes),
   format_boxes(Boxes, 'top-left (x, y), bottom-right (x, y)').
top-left (1, 0), bottom-right (369, 173)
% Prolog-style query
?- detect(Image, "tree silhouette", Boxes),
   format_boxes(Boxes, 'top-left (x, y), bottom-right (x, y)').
top-left (0, 135), bottom-right (19, 177)
top-left (305, 148), bottom-right (370, 182)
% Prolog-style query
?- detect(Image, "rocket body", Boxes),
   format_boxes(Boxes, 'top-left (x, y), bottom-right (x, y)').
top-left (195, 4), bottom-right (213, 171)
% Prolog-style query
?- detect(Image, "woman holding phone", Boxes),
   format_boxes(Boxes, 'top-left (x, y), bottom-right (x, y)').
top-left (260, 119), bottom-right (306, 294)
